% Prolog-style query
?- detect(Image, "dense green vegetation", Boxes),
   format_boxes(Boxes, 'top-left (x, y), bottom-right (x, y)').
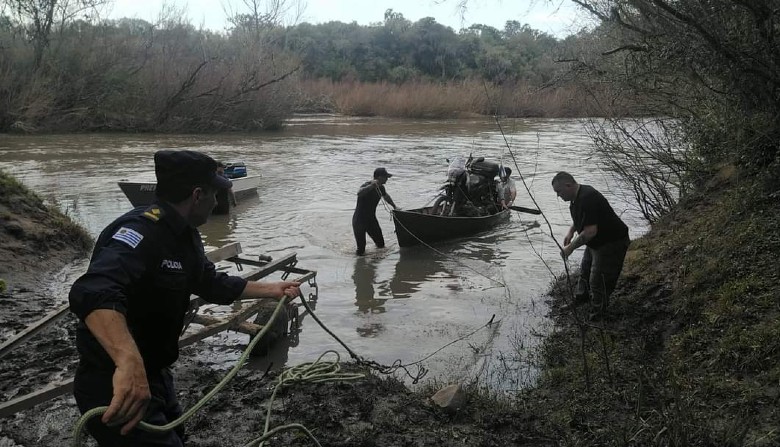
top-left (281, 10), bottom-right (560, 84)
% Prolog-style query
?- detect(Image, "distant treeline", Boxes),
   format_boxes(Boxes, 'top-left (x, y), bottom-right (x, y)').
top-left (281, 10), bottom-right (562, 85)
top-left (0, 2), bottom-right (607, 133)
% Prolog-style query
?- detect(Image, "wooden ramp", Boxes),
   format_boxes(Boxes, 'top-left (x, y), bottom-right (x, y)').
top-left (0, 243), bottom-right (317, 418)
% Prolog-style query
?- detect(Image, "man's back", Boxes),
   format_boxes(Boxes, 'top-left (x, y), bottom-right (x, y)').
top-left (354, 181), bottom-right (385, 218)
top-left (569, 184), bottom-right (628, 248)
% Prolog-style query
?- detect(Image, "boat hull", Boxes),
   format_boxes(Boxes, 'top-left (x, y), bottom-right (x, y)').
top-left (118, 175), bottom-right (260, 208)
top-left (392, 206), bottom-right (510, 247)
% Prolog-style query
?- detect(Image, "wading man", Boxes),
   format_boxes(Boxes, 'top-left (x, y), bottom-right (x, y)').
top-left (551, 171), bottom-right (630, 317)
top-left (352, 167), bottom-right (397, 255)
top-left (69, 150), bottom-right (300, 446)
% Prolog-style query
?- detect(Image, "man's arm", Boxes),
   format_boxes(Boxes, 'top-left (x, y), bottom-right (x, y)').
top-left (382, 192), bottom-right (397, 209)
top-left (563, 225), bottom-right (576, 246)
top-left (83, 309), bottom-right (150, 435)
top-left (240, 280), bottom-right (301, 300)
top-left (562, 224), bottom-right (598, 259)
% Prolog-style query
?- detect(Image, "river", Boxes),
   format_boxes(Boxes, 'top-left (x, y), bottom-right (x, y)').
top-left (0, 114), bottom-right (647, 391)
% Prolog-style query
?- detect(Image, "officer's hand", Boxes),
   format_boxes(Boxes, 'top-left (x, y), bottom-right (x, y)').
top-left (563, 234), bottom-right (573, 246)
top-left (103, 360), bottom-right (151, 435)
top-left (274, 281), bottom-right (301, 299)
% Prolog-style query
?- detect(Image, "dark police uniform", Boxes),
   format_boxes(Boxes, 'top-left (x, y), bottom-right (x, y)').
top-left (569, 184), bottom-right (630, 310)
top-left (69, 201), bottom-right (246, 446)
top-left (352, 181), bottom-right (387, 255)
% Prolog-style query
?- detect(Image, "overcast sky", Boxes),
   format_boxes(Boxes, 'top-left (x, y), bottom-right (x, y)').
top-left (104, 0), bottom-right (584, 37)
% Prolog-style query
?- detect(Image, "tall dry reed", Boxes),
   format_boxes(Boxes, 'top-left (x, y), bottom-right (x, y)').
top-left (296, 79), bottom-right (608, 118)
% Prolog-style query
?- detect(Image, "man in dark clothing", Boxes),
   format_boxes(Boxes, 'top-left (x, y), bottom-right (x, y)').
top-left (352, 167), bottom-right (397, 255)
top-left (68, 150), bottom-right (300, 446)
top-left (552, 171), bottom-right (630, 315)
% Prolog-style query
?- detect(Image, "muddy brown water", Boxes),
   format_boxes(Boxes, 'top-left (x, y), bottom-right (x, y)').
top-left (0, 115), bottom-right (648, 395)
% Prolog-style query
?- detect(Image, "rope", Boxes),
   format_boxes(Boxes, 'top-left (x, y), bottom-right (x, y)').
top-left (246, 350), bottom-right (364, 447)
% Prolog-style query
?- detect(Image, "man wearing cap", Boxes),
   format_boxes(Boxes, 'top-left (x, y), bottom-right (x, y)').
top-left (68, 150), bottom-right (300, 446)
top-left (352, 167), bottom-right (398, 255)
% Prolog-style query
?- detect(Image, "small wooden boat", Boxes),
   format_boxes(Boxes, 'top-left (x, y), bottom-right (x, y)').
top-left (118, 175), bottom-right (261, 208)
top-left (392, 206), bottom-right (511, 247)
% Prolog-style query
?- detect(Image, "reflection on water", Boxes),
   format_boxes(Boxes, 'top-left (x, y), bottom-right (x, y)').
top-left (385, 249), bottom-right (448, 299)
top-left (353, 255), bottom-right (386, 315)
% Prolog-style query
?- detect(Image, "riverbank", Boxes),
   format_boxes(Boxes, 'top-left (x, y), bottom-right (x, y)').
top-left (1, 161), bottom-right (778, 446)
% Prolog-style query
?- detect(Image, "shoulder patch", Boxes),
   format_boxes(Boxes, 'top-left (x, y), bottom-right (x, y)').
top-left (142, 205), bottom-right (164, 222)
top-left (112, 227), bottom-right (144, 248)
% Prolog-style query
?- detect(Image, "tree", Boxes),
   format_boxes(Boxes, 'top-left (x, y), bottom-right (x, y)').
top-left (6, 0), bottom-right (106, 68)
top-left (562, 0), bottom-right (780, 221)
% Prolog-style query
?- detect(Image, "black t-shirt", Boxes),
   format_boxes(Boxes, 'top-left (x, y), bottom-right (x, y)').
top-left (569, 184), bottom-right (628, 248)
top-left (353, 181), bottom-right (385, 220)
top-left (69, 201), bottom-right (246, 372)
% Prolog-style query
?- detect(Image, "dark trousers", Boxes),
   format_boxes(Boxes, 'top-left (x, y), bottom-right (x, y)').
top-left (576, 236), bottom-right (631, 311)
top-left (352, 214), bottom-right (384, 254)
top-left (74, 363), bottom-right (185, 447)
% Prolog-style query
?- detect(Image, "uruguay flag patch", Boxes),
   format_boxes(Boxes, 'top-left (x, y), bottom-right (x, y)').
top-left (112, 227), bottom-right (144, 248)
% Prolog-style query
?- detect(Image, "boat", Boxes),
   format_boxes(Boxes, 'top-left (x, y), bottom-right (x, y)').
top-left (392, 206), bottom-right (511, 248)
top-left (117, 175), bottom-right (261, 208)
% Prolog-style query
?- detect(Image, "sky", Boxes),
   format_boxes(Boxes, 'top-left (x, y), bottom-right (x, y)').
top-left (104, 0), bottom-right (585, 37)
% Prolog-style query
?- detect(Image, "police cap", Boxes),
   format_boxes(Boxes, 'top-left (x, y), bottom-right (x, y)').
top-left (154, 150), bottom-right (232, 195)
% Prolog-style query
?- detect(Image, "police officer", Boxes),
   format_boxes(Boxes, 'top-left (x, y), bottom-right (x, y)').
top-left (69, 150), bottom-right (300, 446)
top-left (352, 167), bottom-right (397, 255)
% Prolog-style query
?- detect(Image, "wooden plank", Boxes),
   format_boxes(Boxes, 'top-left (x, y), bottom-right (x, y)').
top-left (205, 242), bottom-right (242, 263)
top-left (0, 303), bottom-right (70, 359)
top-left (179, 300), bottom-right (269, 347)
top-left (240, 253), bottom-right (298, 279)
top-left (190, 314), bottom-right (263, 336)
top-left (0, 380), bottom-right (73, 418)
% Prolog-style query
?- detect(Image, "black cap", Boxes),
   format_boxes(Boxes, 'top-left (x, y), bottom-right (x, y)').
top-left (373, 167), bottom-right (393, 178)
top-left (154, 150), bottom-right (232, 193)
